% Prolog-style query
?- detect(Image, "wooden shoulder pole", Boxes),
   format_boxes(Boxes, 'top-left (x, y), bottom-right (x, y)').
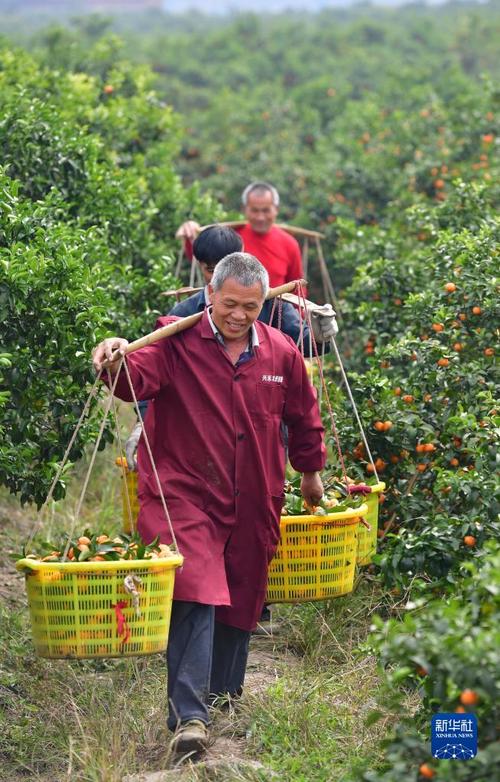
top-left (110, 278), bottom-right (307, 361)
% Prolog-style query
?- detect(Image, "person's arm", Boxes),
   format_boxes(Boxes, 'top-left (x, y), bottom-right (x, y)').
top-left (175, 220), bottom-right (201, 242)
top-left (282, 346), bottom-right (327, 498)
top-left (92, 318), bottom-right (178, 402)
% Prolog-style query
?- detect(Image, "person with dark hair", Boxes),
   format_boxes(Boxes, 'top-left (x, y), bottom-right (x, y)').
top-left (176, 181), bottom-right (304, 288)
top-left (92, 253), bottom-right (326, 756)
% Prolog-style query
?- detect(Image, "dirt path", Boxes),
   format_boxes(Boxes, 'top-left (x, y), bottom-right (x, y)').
top-left (124, 635), bottom-right (294, 781)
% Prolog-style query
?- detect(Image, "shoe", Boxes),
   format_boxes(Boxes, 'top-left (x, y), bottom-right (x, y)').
top-left (171, 719), bottom-right (209, 755)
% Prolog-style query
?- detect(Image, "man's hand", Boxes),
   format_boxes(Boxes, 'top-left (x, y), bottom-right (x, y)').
top-left (310, 303), bottom-right (339, 342)
top-left (125, 422), bottom-right (142, 471)
top-left (92, 337), bottom-right (129, 374)
top-left (175, 220), bottom-right (201, 242)
top-left (300, 471), bottom-right (324, 507)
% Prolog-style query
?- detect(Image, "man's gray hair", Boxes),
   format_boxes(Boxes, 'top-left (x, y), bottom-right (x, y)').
top-left (241, 181), bottom-right (280, 207)
top-left (211, 252), bottom-right (269, 298)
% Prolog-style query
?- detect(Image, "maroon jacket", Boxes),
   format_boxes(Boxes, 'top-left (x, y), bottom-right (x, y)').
top-left (110, 311), bottom-right (326, 630)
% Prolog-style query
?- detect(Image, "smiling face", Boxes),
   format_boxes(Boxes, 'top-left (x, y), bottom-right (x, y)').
top-left (209, 277), bottom-right (265, 342)
top-left (244, 190), bottom-right (278, 234)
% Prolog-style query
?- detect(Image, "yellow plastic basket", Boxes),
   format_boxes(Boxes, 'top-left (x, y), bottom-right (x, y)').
top-left (266, 504), bottom-right (367, 603)
top-left (16, 555), bottom-right (183, 659)
top-left (116, 456), bottom-right (140, 533)
top-left (356, 482), bottom-right (386, 565)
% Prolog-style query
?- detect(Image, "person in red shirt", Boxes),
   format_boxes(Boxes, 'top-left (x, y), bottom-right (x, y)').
top-left (177, 181), bottom-right (304, 288)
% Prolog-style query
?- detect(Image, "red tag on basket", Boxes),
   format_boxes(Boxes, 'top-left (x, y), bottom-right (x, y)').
top-left (112, 600), bottom-right (131, 647)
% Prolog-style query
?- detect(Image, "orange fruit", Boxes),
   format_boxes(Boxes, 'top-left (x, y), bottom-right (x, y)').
top-left (374, 421), bottom-right (385, 432)
top-left (410, 352), bottom-right (417, 361)
top-left (423, 393), bottom-right (432, 402)
top-left (482, 133), bottom-right (494, 143)
top-left (402, 394), bottom-right (414, 403)
top-left (444, 282), bottom-right (456, 292)
top-left (96, 535), bottom-right (110, 544)
top-left (472, 306), bottom-right (482, 315)
top-left (103, 84), bottom-right (114, 94)
top-left (416, 463), bottom-right (427, 472)
top-left (453, 342), bottom-right (463, 351)
top-left (364, 345), bottom-right (374, 355)
top-left (455, 706), bottom-right (466, 713)
top-left (419, 764), bottom-right (435, 779)
top-left (484, 348), bottom-right (494, 357)
top-left (458, 312), bottom-right (467, 321)
top-left (394, 387), bottom-right (402, 396)
top-left (383, 421), bottom-right (393, 431)
top-left (394, 297), bottom-right (402, 306)
top-left (77, 536), bottom-right (91, 545)
top-left (424, 443), bottom-right (436, 453)
top-left (460, 689), bottom-right (479, 706)
top-left (375, 458), bottom-right (387, 472)
top-left (366, 463), bottom-right (375, 474)
top-left (463, 535), bottom-right (477, 547)
top-left (434, 178), bottom-right (445, 189)
top-left (453, 436), bottom-right (462, 447)
top-left (378, 493), bottom-right (386, 504)
top-left (437, 358), bottom-right (450, 367)
top-left (432, 323), bottom-right (444, 332)
top-left (450, 457), bottom-right (459, 467)
top-left (390, 455), bottom-right (399, 464)
top-left (416, 443), bottom-right (426, 453)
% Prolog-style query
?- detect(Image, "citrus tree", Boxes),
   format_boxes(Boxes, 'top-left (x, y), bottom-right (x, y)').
top-left (0, 44), bottom-right (221, 505)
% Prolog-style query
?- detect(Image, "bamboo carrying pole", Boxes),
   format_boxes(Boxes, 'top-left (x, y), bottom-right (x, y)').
top-left (106, 279), bottom-right (307, 364)
top-left (202, 221), bottom-right (325, 240)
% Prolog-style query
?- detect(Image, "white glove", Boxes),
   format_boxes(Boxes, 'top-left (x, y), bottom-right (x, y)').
top-left (125, 422), bottom-right (142, 471)
top-left (310, 304), bottom-right (339, 342)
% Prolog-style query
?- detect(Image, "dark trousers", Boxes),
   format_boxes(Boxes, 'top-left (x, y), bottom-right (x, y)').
top-left (166, 600), bottom-right (251, 730)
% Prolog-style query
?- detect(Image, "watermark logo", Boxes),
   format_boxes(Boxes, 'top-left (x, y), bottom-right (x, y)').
top-left (431, 713), bottom-right (477, 760)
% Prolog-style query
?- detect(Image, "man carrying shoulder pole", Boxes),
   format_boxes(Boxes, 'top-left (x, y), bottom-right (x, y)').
top-left (92, 253), bottom-right (326, 756)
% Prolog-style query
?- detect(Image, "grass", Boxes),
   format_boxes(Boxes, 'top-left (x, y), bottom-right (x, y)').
top-left (0, 443), bottom-right (411, 781)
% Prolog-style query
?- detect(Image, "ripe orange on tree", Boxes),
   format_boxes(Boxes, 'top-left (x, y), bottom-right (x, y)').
top-left (394, 387), bottom-right (402, 396)
top-left (484, 348), bottom-right (494, 357)
top-left (460, 689), bottom-right (479, 706)
top-left (450, 457), bottom-right (460, 467)
top-left (432, 323), bottom-right (444, 332)
top-left (453, 342), bottom-right (463, 351)
top-left (463, 535), bottom-right (477, 547)
top-left (416, 443), bottom-right (426, 453)
top-left (472, 306), bottom-right (482, 315)
top-left (375, 458), bottom-right (387, 472)
top-left (437, 358), bottom-right (450, 367)
top-left (419, 764), bottom-right (435, 779)
top-left (402, 394), bottom-right (414, 403)
top-left (417, 463), bottom-right (427, 472)
top-left (444, 282), bottom-right (456, 292)
top-left (374, 421), bottom-right (386, 432)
